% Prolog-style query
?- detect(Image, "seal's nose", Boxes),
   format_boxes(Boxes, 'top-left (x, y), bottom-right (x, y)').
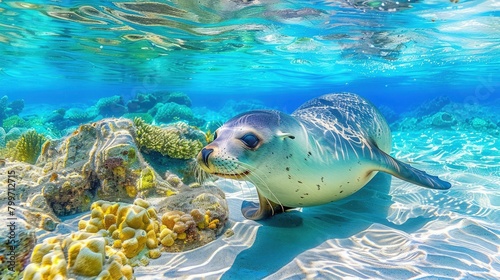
top-left (201, 148), bottom-right (213, 167)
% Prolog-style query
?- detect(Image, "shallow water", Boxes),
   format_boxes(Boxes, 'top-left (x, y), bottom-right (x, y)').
top-left (129, 129), bottom-right (499, 279)
top-left (1, 0), bottom-right (499, 279)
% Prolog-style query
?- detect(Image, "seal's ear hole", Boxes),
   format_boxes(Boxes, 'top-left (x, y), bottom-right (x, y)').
top-left (277, 132), bottom-right (295, 140)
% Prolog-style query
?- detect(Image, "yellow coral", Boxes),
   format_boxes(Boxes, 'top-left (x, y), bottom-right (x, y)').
top-left (208, 219), bottom-right (220, 230)
top-left (72, 247), bottom-right (103, 276)
top-left (112, 166), bottom-right (126, 180)
top-left (8, 130), bottom-right (47, 164)
top-left (134, 198), bottom-right (151, 208)
top-left (23, 197), bottom-right (222, 279)
top-left (149, 248), bottom-right (161, 259)
top-left (137, 167), bottom-right (156, 191)
top-left (133, 117), bottom-right (204, 159)
top-left (121, 265), bottom-right (134, 280)
top-left (121, 238), bottom-right (139, 259)
top-left (23, 244), bottom-right (67, 280)
top-left (119, 227), bottom-right (136, 240)
top-left (125, 184), bottom-right (138, 197)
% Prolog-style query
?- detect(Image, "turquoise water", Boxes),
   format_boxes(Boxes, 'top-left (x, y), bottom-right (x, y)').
top-left (1, 0), bottom-right (499, 279)
top-left (2, 0), bottom-right (498, 104)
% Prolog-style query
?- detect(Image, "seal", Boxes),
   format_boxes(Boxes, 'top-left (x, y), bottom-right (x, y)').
top-left (197, 93), bottom-right (451, 220)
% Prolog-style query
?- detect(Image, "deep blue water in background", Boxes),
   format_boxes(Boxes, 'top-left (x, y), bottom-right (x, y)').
top-left (2, 0), bottom-right (498, 113)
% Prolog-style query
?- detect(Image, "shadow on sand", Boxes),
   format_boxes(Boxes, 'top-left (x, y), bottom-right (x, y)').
top-left (221, 173), bottom-right (431, 279)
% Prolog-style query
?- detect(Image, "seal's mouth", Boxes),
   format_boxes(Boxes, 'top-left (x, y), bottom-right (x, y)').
top-left (213, 170), bottom-right (250, 180)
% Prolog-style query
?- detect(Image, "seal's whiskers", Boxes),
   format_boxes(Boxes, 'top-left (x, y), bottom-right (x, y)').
top-left (238, 161), bottom-right (285, 214)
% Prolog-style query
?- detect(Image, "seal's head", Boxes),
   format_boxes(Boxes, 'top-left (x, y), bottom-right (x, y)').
top-left (197, 110), bottom-right (298, 181)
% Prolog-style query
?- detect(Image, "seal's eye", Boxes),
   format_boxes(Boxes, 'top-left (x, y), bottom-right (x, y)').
top-left (213, 131), bottom-right (218, 141)
top-left (240, 133), bottom-right (260, 149)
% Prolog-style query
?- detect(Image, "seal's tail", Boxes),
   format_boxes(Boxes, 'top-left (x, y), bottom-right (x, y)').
top-left (372, 148), bottom-right (451, 190)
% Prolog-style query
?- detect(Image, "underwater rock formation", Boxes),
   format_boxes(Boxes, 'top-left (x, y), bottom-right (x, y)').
top-left (391, 97), bottom-right (498, 135)
top-left (126, 92), bottom-right (192, 113)
top-left (431, 112), bottom-right (457, 128)
top-left (34, 118), bottom-right (178, 216)
top-left (159, 92), bottom-right (192, 107)
top-left (412, 95), bottom-right (451, 118)
top-left (0, 95), bottom-right (25, 124)
top-left (126, 93), bottom-right (158, 113)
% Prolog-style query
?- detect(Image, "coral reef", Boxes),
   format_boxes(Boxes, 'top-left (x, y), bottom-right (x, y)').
top-left (160, 92), bottom-right (192, 107)
top-left (45, 109), bottom-right (66, 123)
top-left (122, 112), bottom-right (154, 124)
top-left (2, 115), bottom-right (28, 132)
top-left (0, 117), bottom-right (229, 278)
top-left (391, 98), bottom-right (499, 135)
top-left (126, 93), bottom-right (158, 113)
top-left (5, 128), bottom-right (23, 143)
top-left (22, 194), bottom-right (227, 279)
top-left (23, 233), bottom-right (135, 280)
top-left (0, 95), bottom-right (25, 123)
top-left (413, 95), bottom-right (451, 117)
top-left (96, 95), bottom-right (128, 117)
top-left (431, 112), bottom-right (457, 128)
top-left (1, 118), bottom-right (212, 218)
top-left (64, 107), bottom-right (96, 123)
top-left (0, 127), bottom-right (5, 147)
top-left (33, 118), bottom-right (176, 216)
top-left (6, 130), bottom-right (47, 164)
top-left (150, 102), bottom-right (194, 124)
top-left (134, 117), bottom-right (206, 159)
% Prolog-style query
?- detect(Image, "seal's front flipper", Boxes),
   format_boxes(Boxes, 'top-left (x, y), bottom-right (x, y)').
top-left (372, 148), bottom-right (451, 190)
top-left (242, 190), bottom-right (292, 220)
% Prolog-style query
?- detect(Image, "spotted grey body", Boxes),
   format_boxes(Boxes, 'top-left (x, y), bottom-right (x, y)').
top-left (197, 93), bottom-right (451, 220)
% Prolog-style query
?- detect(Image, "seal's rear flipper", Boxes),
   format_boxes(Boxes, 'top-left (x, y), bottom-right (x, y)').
top-left (242, 190), bottom-right (292, 220)
top-left (373, 148), bottom-right (451, 190)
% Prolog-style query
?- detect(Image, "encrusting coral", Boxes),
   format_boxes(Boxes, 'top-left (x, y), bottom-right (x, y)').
top-left (133, 117), bottom-right (205, 159)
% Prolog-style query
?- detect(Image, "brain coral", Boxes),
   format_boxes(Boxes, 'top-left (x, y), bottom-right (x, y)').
top-left (133, 117), bottom-right (205, 159)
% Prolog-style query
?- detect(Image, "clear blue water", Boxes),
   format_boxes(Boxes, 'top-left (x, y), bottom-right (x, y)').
top-left (1, 0), bottom-right (499, 279)
top-left (1, 0), bottom-right (498, 109)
